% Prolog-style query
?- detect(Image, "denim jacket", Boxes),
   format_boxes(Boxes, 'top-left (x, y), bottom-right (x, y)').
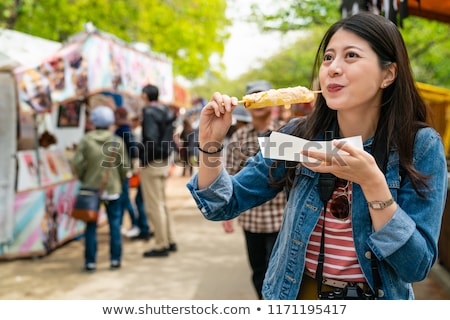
top-left (187, 126), bottom-right (447, 299)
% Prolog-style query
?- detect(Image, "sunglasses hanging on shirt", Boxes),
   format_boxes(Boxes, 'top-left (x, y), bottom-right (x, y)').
top-left (329, 179), bottom-right (350, 220)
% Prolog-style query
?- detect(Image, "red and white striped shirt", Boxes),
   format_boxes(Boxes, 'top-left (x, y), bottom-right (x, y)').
top-left (305, 181), bottom-right (366, 282)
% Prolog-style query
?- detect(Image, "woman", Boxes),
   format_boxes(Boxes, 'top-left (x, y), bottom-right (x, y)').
top-left (72, 106), bottom-right (130, 271)
top-left (186, 12), bottom-right (447, 299)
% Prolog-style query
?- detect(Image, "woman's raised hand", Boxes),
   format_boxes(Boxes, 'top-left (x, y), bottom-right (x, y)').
top-left (198, 92), bottom-right (238, 146)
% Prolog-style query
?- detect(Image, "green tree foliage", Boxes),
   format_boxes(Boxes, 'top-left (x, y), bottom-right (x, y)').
top-left (400, 17), bottom-right (450, 87)
top-left (248, 0), bottom-right (340, 32)
top-left (0, 0), bottom-right (230, 80)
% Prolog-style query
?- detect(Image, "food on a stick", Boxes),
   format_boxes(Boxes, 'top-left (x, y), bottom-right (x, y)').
top-left (241, 86), bottom-right (317, 109)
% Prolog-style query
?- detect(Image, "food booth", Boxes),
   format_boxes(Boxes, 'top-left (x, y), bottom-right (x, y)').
top-left (0, 27), bottom-right (174, 260)
top-left (419, 82), bottom-right (450, 273)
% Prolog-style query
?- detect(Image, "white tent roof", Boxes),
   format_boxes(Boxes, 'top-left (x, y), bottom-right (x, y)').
top-left (0, 52), bottom-right (19, 71)
top-left (0, 29), bottom-right (61, 70)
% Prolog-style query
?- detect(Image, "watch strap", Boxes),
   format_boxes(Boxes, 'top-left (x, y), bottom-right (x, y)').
top-left (368, 198), bottom-right (394, 210)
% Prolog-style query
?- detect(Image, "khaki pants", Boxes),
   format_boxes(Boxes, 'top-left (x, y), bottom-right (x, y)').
top-left (140, 158), bottom-right (176, 250)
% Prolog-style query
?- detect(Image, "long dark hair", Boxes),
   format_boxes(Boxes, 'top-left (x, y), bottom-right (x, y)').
top-left (276, 12), bottom-right (430, 195)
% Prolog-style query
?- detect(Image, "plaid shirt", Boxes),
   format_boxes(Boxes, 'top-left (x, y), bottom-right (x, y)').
top-left (225, 120), bottom-right (286, 233)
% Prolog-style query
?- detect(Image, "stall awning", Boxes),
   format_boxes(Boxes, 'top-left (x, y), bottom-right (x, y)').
top-left (401, 0), bottom-right (450, 24)
top-left (416, 82), bottom-right (450, 155)
top-left (0, 29), bottom-right (61, 69)
top-left (417, 82), bottom-right (450, 104)
top-left (341, 1), bottom-right (450, 25)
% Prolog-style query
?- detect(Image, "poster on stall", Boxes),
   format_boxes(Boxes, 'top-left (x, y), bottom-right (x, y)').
top-left (48, 149), bottom-right (73, 180)
top-left (41, 149), bottom-right (73, 183)
top-left (17, 149), bottom-right (73, 191)
top-left (16, 150), bottom-right (40, 191)
top-left (15, 67), bottom-right (53, 113)
top-left (56, 99), bottom-right (82, 127)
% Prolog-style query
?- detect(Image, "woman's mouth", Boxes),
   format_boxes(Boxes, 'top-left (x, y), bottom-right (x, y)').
top-left (327, 84), bottom-right (344, 93)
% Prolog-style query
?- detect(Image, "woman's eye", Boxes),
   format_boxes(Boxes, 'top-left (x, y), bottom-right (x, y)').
top-left (346, 51), bottom-right (359, 58)
top-left (323, 54), bottom-right (333, 61)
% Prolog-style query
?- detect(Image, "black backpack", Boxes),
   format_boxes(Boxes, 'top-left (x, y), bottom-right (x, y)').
top-left (141, 104), bottom-right (176, 162)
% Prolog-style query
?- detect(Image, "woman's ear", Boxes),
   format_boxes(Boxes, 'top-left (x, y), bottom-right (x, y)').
top-left (382, 62), bottom-right (398, 88)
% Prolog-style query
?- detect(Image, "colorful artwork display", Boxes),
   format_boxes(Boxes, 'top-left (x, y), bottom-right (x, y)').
top-left (0, 180), bottom-right (110, 258)
top-left (16, 149), bottom-right (73, 192)
top-left (25, 33), bottom-right (173, 105)
top-left (43, 149), bottom-right (74, 181)
top-left (6, 188), bottom-right (47, 256)
top-left (0, 181), bottom-right (85, 258)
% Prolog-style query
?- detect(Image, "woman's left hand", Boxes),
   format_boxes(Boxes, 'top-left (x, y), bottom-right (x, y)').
top-left (301, 139), bottom-right (385, 188)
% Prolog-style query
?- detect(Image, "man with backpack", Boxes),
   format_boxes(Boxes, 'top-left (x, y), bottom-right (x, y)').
top-left (138, 84), bottom-right (178, 257)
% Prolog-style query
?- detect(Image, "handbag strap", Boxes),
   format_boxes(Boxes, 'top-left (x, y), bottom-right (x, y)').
top-left (98, 137), bottom-right (117, 195)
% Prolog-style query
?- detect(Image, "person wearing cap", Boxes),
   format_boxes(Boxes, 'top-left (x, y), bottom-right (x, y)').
top-left (222, 80), bottom-right (286, 299)
top-left (231, 104), bottom-right (253, 131)
top-left (223, 104), bottom-right (253, 161)
top-left (72, 105), bottom-right (130, 272)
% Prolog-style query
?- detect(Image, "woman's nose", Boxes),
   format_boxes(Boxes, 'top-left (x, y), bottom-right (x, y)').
top-left (328, 60), bottom-right (342, 77)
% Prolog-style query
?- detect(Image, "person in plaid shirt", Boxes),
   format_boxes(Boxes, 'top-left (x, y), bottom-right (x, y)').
top-left (222, 80), bottom-right (286, 299)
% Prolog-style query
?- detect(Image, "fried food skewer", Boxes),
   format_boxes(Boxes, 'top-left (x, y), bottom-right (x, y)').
top-left (240, 86), bottom-right (320, 109)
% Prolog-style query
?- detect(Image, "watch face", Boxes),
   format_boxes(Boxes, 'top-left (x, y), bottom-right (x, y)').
top-left (369, 198), bottom-right (394, 209)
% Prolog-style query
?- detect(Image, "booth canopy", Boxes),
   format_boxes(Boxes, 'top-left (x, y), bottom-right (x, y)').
top-left (341, 1), bottom-right (450, 25)
top-left (402, 0), bottom-right (450, 24)
top-left (0, 29), bottom-right (61, 70)
top-left (0, 52), bottom-right (20, 71)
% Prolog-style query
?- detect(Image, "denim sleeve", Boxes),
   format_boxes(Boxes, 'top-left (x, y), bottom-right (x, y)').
top-left (368, 128), bottom-right (448, 282)
top-left (186, 167), bottom-right (237, 221)
top-left (186, 152), bottom-right (285, 221)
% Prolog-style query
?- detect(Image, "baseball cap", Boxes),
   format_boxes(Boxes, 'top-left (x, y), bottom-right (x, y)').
top-left (232, 105), bottom-right (252, 123)
top-left (91, 106), bottom-right (115, 128)
top-left (245, 80), bottom-right (272, 95)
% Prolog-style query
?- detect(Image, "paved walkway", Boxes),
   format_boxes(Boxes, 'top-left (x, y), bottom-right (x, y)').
top-left (1, 168), bottom-right (449, 300)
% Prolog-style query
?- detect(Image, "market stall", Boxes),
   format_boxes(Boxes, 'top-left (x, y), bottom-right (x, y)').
top-left (0, 29), bottom-right (79, 259)
top-left (0, 27), bottom-right (174, 259)
top-left (417, 82), bottom-right (450, 273)
top-left (415, 82), bottom-right (450, 154)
